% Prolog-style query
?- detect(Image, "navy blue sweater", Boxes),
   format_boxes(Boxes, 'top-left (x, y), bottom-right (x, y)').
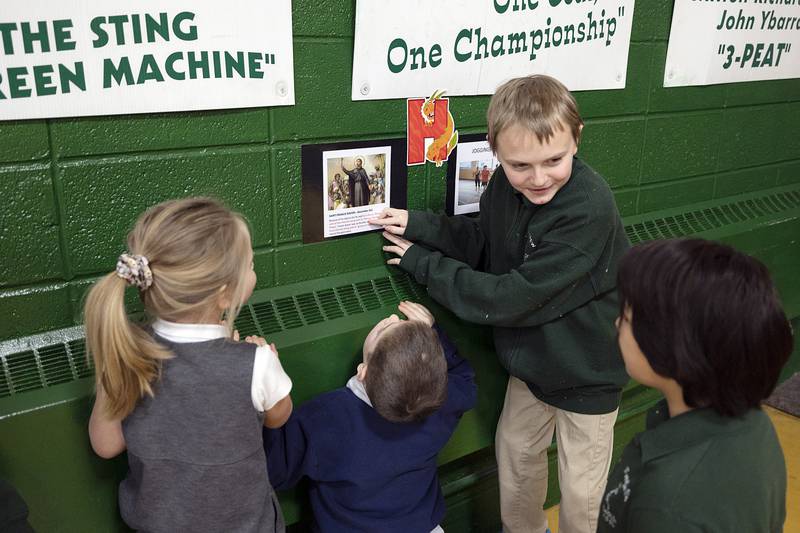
top-left (264, 326), bottom-right (477, 533)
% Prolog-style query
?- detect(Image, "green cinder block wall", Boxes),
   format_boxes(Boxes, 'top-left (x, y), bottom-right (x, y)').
top-left (2, 0), bottom-right (799, 338)
top-left (1, 1), bottom-right (799, 531)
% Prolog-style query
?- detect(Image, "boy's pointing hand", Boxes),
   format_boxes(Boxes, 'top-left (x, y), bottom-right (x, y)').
top-left (369, 208), bottom-right (408, 236)
top-left (382, 232), bottom-right (414, 265)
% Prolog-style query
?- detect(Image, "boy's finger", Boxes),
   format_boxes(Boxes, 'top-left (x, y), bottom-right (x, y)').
top-left (387, 258), bottom-right (401, 265)
top-left (377, 208), bottom-right (398, 219)
top-left (407, 310), bottom-right (423, 321)
top-left (401, 301), bottom-right (433, 324)
top-left (382, 224), bottom-right (405, 235)
top-left (383, 232), bottom-right (411, 247)
top-left (383, 245), bottom-right (405, 257)
top-left (399, 302), bottom-right (421, 316)
top-left (408, 302), bottom-right (430, 314)
top-left (399, 301), bottom-right (416, 312)
top-left (382, 231), bottom-right (400, 244)
top-left (383, 241), bottom-right (405, 251)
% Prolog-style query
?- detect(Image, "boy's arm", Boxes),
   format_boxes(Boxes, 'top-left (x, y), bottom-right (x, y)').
top-left (263, 408), bottom-right (319, 490)
top-left (398, 224), bottom-right (603, 328)
top-left (403, 211), bottom-right (487, 269)
top-left (371, 182), bottom-right (494, 268)
top-left (434, 324), bottom-right (477, 412)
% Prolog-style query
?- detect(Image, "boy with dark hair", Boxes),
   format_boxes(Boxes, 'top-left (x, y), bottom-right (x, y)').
top-left (599, 238), bottom-right (792, 533)
top-left (370, 74), bottom-right (630, 533)
top-left (264, 301), bottom-right (477, 533)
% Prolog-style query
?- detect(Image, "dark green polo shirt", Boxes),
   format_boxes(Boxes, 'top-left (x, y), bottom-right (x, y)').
top-left (597, 400), bottom-right (786, 533)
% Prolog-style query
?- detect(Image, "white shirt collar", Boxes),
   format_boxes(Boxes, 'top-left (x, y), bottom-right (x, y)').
top-left (346, 375), bottom-right (373, 407)
top-left (152, 319), bottom-right (228, 343)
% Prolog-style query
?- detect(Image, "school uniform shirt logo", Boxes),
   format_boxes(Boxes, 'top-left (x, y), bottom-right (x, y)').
top-left (523, 233), bottom-right (538, 261)
top-left (600, 466), bottom-right (631, 528)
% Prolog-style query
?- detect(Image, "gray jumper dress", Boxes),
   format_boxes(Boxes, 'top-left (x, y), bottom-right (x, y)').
top-left (119, 336), bottom-right (284, 533)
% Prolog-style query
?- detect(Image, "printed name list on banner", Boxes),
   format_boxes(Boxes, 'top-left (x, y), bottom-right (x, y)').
top-left (352, 0), bottom-right (636, 100)
top-left (0, 0), bottom-right (294, 120)
top-left (664, 0), bottom-right (799, 87)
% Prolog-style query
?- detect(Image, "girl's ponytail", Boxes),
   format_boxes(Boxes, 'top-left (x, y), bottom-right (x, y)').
top-left (84, 197), bottom-right (255, 419)
top-left (84, 272), bottom-right (171, 419)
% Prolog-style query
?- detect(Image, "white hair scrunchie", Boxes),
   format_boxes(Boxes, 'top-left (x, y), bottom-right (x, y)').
top-left (116, 253), bottom-right (153, 290)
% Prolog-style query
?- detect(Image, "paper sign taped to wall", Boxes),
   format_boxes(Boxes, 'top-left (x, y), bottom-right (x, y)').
top-left (0, 0), bottom-right (295, 120)
top-left (352, 0), bottom-right (636, 100)
top-left (664, 1), bottom-right (800, 86)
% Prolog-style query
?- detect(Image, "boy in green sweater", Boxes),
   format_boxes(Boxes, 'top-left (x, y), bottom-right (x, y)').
top-left (369, 75), bottom-right (630, 533)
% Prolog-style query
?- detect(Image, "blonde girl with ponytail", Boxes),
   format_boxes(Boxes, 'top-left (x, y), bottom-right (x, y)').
top-left (86, 197), bottom-right (292, 533)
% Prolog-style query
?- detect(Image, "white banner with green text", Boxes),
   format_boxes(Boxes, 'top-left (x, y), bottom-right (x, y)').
top-left (664, 1), bottom-right (799, 87)
top-left (351, 0), bottom-right (636, 100)
top-left (0, 0), bottom-right (295, 120)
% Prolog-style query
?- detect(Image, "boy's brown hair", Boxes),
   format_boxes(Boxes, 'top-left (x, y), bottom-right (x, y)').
top-left (365, 321), bottom-right (447, 423)
top-left (618, 238), bottom-right (793, 417)
top-left (487, 75), bottom-right (583, 151)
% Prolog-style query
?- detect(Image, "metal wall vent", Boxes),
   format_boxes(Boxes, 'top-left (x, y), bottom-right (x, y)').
top-left (625, 189), bottom-right (800, 244)
top-left (0, 275), bottom-right (424, 399)
top-left (0, 337), bottom-right (92, 399)
top-left (233, 274), bottom-right (424, 338)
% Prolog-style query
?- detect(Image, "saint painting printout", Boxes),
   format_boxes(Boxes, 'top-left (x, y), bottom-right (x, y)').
top-left (322, 146), bottom-right (391, 238)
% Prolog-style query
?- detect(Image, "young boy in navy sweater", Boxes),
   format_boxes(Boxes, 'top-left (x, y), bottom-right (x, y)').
top-left (263, 301), bottom-right (477, 533)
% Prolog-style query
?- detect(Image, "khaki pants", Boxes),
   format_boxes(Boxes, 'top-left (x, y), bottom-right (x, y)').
top-left (496, 376), bottom-right (618, 533)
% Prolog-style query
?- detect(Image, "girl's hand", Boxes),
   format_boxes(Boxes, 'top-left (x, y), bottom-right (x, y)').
top-left (369, 208), bottom-right (409, 236)
top-left (244, 335), bottom-right (267, 347)
top-left (382, 232), bottom-right (414, 265)
top-left (234, 331), bottom-right (277, 355)
top-left (398, 301), bottom-right (435, 327)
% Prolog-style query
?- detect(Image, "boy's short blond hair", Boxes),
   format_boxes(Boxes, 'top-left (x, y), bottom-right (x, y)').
top-left (487, 75), bottom-right (583, 151)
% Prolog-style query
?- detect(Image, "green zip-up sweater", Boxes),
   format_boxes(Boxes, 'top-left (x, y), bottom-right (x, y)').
top-left (399, 156), bottom-right (630, 414)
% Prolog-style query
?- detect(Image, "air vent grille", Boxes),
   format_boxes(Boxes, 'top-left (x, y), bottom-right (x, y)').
top-left (232, 274), bottom-right (425, 338)
top-left (625, 190), bottom-right (800, 243)
top-left (0, 336), bottom-right (93, 399)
